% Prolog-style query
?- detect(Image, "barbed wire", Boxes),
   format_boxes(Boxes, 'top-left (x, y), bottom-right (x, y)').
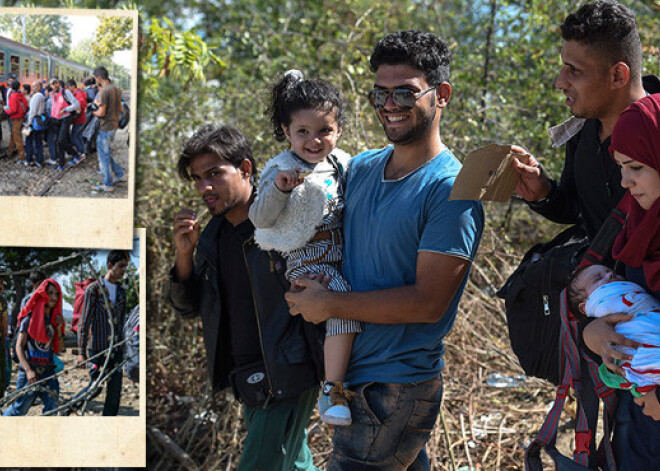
top-left (0, 332), bottom-right (138, 415)
top-left (1, 253), bottom-right (138, 416)
top-left (0, 250), bottom-right (92, 277)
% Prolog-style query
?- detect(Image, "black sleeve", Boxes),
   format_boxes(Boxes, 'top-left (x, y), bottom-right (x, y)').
top-left (527, 134), bottom-right (582, 225)
top-left (167, 265), bottom-right (201, 319)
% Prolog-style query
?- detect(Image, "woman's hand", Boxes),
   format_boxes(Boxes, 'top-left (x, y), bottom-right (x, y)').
top-left (582, 314), bottom-right (641, 375)
top-left (634, 391), bottom-right (660, 421)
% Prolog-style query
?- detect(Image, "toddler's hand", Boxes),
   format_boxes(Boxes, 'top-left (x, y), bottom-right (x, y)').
top-left (275, 169), bottom-right (304, 192)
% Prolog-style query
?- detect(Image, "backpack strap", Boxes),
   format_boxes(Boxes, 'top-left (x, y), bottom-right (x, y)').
top-left (524, 290), bottom-right (618, 471)
top-left (579, 208), bottom-right (626, 268)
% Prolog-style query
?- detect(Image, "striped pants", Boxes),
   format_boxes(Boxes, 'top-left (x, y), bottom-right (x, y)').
top-left (287, 236), bottom-right (361, 337)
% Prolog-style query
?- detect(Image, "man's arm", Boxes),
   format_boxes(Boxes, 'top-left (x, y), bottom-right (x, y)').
top-left (287, 251), bottom-right (471, 324)
top-left (92, 99), bottom-right (106, 118)
top-left (168, 209), bottom-right (203, 318)
top-left (77, 286), bottom-right (96, 365)
top-left (16, 331), bottom-right (36, 384)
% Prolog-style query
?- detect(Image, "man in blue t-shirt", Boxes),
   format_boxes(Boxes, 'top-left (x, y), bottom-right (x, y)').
top-left (286, 30), bottom-right (484, 469)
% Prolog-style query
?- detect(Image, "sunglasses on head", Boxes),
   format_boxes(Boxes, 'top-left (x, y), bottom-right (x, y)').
top-left (368, 86), bottom-right (437, 110)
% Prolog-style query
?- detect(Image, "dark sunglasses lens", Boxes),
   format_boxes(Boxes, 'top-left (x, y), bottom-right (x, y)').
top-left (391, 90), bottom-right (416, 109)
top-left (369, 90), bottom-right (387, 108)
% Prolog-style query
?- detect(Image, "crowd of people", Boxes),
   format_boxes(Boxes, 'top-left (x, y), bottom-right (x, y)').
top-left (167, 0), bottom-right (659, 470)
top-left (0, 250), bottom-right (133, 416)
top-left (0, 65), bottom-right (127, 193)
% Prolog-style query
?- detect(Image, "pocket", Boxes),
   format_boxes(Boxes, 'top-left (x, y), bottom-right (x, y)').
top-left (229, 360), bottom-right (270, 407)
top-left (361, 382), bottom-right (402, 426)
top-left (394, 399), bottom-right (442, 466)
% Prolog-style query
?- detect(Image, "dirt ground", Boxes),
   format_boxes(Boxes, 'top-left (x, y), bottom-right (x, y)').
top-left (4, 349), bottom-right (139, 416)
top-left (0, 119), bottom-right (130, 198)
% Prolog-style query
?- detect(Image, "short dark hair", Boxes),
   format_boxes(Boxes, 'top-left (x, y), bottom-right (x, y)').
top-left (22, 83), bottom-right (30, 94)
top-left (57, 79), bottom-right (65, 89)
top-left (83, 76), bottom-right (96, 86)
top-left (370, 30), bottom-right (452, 86)
top-left (29, 270), bottom-right (46, 287)
top-left (566, 266), bottom-right (590, 319)
top-left (93, 66), bottom-right (110, 81)
top-left (45, 86), bottom-right (53, 93)
top-left (560, 1), bottom-right (642, 79)
top-left (10, 80), bottom-right (20, 91)
top-left (107, 250), bottom-right (130, 267)
top-left (267, 71), bottom-right (346, 142)
top-left (177, 124), bottom-right (256, 184)
top-left (66, 79), bottom-right (76, 88)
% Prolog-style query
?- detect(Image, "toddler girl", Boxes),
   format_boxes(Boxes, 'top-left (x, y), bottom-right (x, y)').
top-left (249, 70), bottom-right (360, 426)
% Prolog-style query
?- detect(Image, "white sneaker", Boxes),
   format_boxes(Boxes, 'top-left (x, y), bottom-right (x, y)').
top-left (318, 381), bottom-right (354, 426)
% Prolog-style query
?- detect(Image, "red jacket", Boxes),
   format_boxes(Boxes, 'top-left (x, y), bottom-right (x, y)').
top-left (7, 91), bottom-right (28, 119)
top-left (73, 89), bottom-right (87, 125)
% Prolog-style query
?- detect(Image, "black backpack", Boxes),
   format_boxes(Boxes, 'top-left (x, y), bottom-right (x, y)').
top-left (497, 209), bottom-right (625, 385)
top-left (497, 225), bottom-right (588, 385)
top-left (118, 101), bottom-right (130, 129)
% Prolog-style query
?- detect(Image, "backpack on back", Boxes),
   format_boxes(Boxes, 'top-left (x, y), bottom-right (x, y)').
top-left (497, 225), bottom-right (588, 385)
top-left (497, 208), bottom-right (626, 385)
top-left (71, 278), bottom-right (95, 334)
top-left (118, 101), bottom-right (130, 129)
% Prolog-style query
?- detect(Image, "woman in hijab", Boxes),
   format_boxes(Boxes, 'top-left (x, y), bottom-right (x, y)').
top-left (583, 94), bottom-right (660, 468)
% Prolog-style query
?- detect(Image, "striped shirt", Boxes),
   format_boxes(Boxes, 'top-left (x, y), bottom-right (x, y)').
top-left (78, 280), bottom-right (127, 353)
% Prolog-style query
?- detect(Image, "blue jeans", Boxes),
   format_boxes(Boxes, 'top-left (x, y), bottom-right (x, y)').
top-left (327, 375), bottom-right (443, 470)
top-left (47, 124), bottom-right (59, 163)
top-left (97, 130), bottom-right (124, 187)
top-left (26, 129), bottom-right (44, 165)
top-left (2, 369), bottom-right (59, 416)
top-left (71, 123), bottom-right (85, 155)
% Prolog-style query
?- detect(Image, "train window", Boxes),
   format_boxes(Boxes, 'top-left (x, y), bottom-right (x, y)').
top-left (54, 65), bottom-right (59, 78)
top-left (24, 58), bottom-right (30, 76)
top-left (10, 55), bottom-right (19, 75)
top-left (35, 60), bottom-right (40, 79)
top-left (0, 52), bottom-right (4, 74)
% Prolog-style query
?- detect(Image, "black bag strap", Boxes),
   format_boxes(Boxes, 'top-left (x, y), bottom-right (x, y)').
top-left (579, 207), bottom-right (626, 268)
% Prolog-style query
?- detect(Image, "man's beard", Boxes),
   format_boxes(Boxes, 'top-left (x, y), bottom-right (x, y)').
top-left (382, 106), bottom-right (437, 145)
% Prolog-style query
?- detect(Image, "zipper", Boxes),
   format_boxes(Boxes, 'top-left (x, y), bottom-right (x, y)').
top-left (242, 236), bottom-right (275, 408)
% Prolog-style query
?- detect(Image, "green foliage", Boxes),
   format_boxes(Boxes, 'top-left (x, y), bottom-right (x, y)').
top-left (0, 13), bottom-right (72, 58)
top-left (141, 18), bottom-right (224, 91)
top-left (67, 38), bottom-right (95, 68)
top-left (91, 14), bottom-right (133, 60)
top-left (138, 0), bottom-right (660, 328)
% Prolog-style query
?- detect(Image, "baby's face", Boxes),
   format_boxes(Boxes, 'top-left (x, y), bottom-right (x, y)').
top-left (578, 265), bottom-right (624, 298)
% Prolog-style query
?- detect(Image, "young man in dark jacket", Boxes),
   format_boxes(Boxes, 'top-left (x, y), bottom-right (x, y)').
top-left (168, 124), bottom-right (323, 471)
top-left (511, 2), bottom-right (660, 469)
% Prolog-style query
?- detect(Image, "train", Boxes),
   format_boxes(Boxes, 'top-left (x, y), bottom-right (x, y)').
top-left (0, 35), bottom-right (129, 94)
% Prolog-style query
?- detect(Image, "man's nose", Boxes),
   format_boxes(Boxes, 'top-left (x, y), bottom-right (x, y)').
top-left (195, 178), bottom-right (212, 193)
top-left (555, 68), bottom-right (567, 89)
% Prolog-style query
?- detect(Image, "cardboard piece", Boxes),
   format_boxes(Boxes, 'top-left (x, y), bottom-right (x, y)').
top-left (449, 144), bottom-right (520, 202)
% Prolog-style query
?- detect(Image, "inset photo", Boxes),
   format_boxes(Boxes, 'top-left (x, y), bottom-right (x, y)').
top-left (0, 228), bottom-right (145, 468)
top-left (0, 7), bottom-right (138, 249)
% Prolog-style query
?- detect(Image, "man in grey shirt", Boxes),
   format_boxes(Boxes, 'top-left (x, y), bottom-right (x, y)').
top-left (25, 81), bottom-right (46, 167)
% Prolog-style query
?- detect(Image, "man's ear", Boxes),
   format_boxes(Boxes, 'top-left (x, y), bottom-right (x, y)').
top-left (436, 82), bottom-right (452, 108)
top-left (239, 158), bottom-right (253, 178)
top-left (610, 62), bottom-right (631, 90)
